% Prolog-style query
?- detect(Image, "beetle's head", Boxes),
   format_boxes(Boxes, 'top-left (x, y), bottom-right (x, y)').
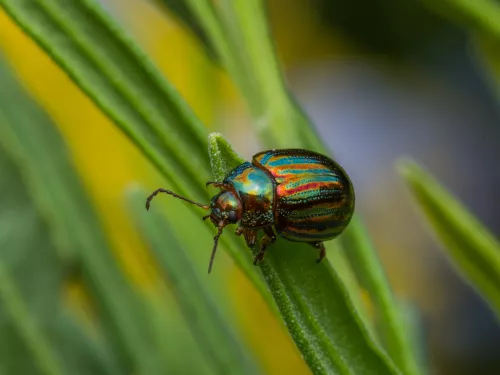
top-left (145, 187), bottom-right (242, 274)
top-left (208, 190), bottom-right (243, 226)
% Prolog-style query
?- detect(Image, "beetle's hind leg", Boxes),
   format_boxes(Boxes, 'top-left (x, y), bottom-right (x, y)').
top-left (310, 242), bottom-right (326, 263)
top-left (254, 227), bottom-right (276, 265)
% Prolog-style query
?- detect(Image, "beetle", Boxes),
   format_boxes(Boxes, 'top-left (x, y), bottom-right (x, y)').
top-left (146, 149), bottom-right (355, 273)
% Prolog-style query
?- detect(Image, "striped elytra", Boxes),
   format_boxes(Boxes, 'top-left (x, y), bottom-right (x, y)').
top-left (253, 149), bottom-right (354, 243)
top-left (146, 149), bottom-right (355, 273)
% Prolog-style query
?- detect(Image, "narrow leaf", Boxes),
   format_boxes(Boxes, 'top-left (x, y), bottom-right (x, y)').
top-left (208, 134), bottom-right (398, 375)
top-left (181, 0), bottom-right (261, 115)
top-left (154, 0), bottom-right (216, 59)
top-left (0, 60), bottom-right (122, 375)
top-left (209, 3), bottom-right (418, 372)
top-left (0, 144), bottom-right (64, 375)
top-left (0, 57), bottom-right (161, 374)
top-left (474, 35), bottom-right (500, 104)
top-left (341, 217), bottom-right (422, 375)
top-left (398, 159), bottom-right (500, 317)
top-left (423, 0), bottom-right (500, 40)
top-left (138, 294), bottom-right (215, 375)
top-left (0, 263), bottom-right (63, 375)
top-left (208, 132), bottom-right (246, 181)
top-left (49, 311), bottom-right (122, 375)
top-left (175, 0), bottom-right (320, 149)
top-left (220, 0), bottom-right (321, 149)
top-left (422, 0), bottom-right (500, 105)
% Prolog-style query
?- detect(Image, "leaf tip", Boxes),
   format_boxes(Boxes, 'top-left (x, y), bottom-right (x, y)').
top-left (207, 133), bottom-right (245, 181)
top-left (395, 157), bottom-right (418, 177)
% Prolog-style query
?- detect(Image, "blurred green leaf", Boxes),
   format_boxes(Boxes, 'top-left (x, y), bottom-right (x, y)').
top-left (154, 0), bottom-right (216, 60)
top-left (0, 262), bottom-right (63, 375)
top-left (423, 0), bottom-right (500, 105)
top-left (180, 0), bottom-right (259, 116)
top-left (0, 129), bottom-right (62, 329)
top-left (139, 294), bottom-right (215, 375)
top-left (0, 57), bottom-right (166, 374)
top-left (0, 144), bottom-right (64, 375)
top-left (49, 311), bottom-right (121, 375)
top-left (398, 159), bottom-right (500, 318)
top-left (0, 0), bottom-right (269, 304)
top-left (175, 0), bottom-right (321, 149)
top-left (0, 99), bottom-right (119, 375)
top-left (398, 302), bottom-right (429, 375)
top-left (0, 0), bottom-right (208, 197)
top-left (130, 189), bottom-right (262, 375)
top-left (208, 134), bottom-right (398, 375)
top-left (341, 217), bottom-right (422, 375)
top-left (222, 0), bottom-right (323, 149)
top-left (424, 0), bottom-right (500, 39)
top-left (474, 35), bottom-right (500, 103)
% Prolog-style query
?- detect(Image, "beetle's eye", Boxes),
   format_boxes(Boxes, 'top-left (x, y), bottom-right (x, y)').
top-left (228, 211), bottom-right (238, 223)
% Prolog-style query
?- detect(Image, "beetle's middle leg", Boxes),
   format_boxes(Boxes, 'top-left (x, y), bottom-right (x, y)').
top-left (242, 229), bottom-right (258, 249)
top-left (310, 242), bottom-right (326, 263)
top-left (253, 226), bottom-right (276, 265)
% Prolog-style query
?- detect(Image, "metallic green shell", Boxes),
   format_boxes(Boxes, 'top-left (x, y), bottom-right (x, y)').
top-left (224, 162), bottom-right (275, 228)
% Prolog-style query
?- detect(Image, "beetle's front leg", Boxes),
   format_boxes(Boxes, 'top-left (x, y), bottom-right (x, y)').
top-left (206, 181), bottom-right (232, 190)
top-left (253, 226), bottom-right (276, 265)
top-left (235, 226), bottom-right (244, 236)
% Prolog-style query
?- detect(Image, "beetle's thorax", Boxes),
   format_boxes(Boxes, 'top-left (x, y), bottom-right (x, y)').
top-left (223, 162), bottom-right (275, 229)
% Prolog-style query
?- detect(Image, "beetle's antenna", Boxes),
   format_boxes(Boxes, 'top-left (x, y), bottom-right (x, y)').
top-left (146, 188), bottom-right (210, 210)
top-left (208, 223), bottom-right (225, 274)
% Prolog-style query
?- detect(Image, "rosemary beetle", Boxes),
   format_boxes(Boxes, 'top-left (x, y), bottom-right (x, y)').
top-left (146, 149), bottom-right (355, 273)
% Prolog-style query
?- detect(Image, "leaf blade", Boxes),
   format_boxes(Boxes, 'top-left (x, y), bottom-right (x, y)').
top-left (0, 65), bottom-right (122, 375)
top-left (208, 134), bottom-right (399, 375)
top-left (423, 0), bottom-right (500, 40)
top-left (0, 263), bottom-right (64, 375)
top-left (0, 56), bottom-right (162, 374)
top-left (398, 159), bottom-right (500, 317)
top-left (341, 217), bottom-right (422, 375)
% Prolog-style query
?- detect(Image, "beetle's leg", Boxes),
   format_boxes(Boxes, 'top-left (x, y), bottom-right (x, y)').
top-left (310, 242), bottom-right (326, 263)
top-left (206, 181), bottom-right (232, 190)
top-left (235, 226), bottom-right (244, 236)
top-left (254, 227), bottom-right (276, 265)
top-left (242, 229), bottom-right (258, 249)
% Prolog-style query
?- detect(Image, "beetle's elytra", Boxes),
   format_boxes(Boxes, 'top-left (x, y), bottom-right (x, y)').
top-left (146, 149), bottom-right (355, 273)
